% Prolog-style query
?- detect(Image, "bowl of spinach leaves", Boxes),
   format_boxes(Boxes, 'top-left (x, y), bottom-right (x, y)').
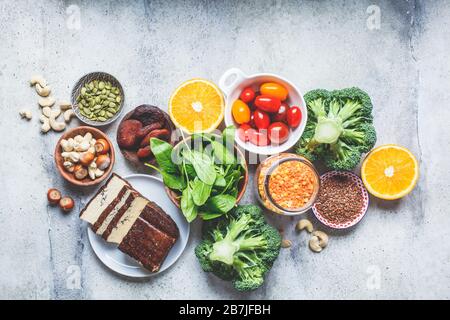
top-left (146, 127), bottom-right (248, 222)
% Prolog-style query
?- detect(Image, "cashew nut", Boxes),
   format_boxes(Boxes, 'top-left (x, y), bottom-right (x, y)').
top-left (88, 146), bottom-right (95, 154)
top-left (74, 141), bottom-right (90, 152)
top-left (89, 138), bottom-right (96, 146)
top-left (19, 109), bottom-right (32, 120)
top-left (83, 132), bottom-right (93, 141)
top-left (281, 239), bottom-right (292, 248)
top-left (74, 135), bottom-right (83, 143)
top-left (42, 107), bottom-right (52, 118)
top-left (30, 75), bottom-right (47, 87)
top-left (63, 109), bottom-right (75, 123)
top-left (59, 101), bottom-right (72, 110)
top-left (35, 83), bottom-right (51, 97)
top-left (38, 96), bottom-right (56, 108)
top-left (309, 231), bottom-right (328, 253)
top-left (40, 115), bottom-right (50, 133)
top-left (94, 168), bottom-right (105, 178)
top-left (63, 161), bottom-right (75, 173)
top-left (88, 167), bottom-right (96, 180)
top-left (49, 116), bottom-right (66, 132)
top-left (296, 219), bottom-right (313, 233)
top-left (60, 139), bottom-right (74, 152)
top-left (61, 151), bottom-right (80, 163)
top-left (312, 231), bottom-right (328, 247)
top-left (309, 236), bottom-right (323, 253)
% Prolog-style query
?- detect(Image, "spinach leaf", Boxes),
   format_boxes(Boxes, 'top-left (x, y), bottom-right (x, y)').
top-left (183, 149), bottom-right (216, 185)
top-left (145, 163), bottom-right (185, 191)
top-left (181, 186), bottom-right (198, 222)
top-left (199, 212), bottom-right (224, 220)
top-left (205, 194), bottom-right (236, 214)
top-left (150, 138), bottom-right (178, 174)
top-left (222, 126), bottom-right (236, 147)
top-left (214, 174), bottom-right (227, 187)
top-left (191, 178), bottom-right (212, 206)
top-left (211, 140), bottom-right (235, 165)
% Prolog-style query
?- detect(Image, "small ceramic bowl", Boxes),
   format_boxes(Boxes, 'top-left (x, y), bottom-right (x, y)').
top-left (71, 72), bottom-right (124, 126)
top-left (219, 68), bottom-right (307, 156)
top-left (164, 135), bottom-right (249, 209)
top-left (54, 126), bottom-right (115, 186)
top-left (312, 171), bottom-right (370, 229)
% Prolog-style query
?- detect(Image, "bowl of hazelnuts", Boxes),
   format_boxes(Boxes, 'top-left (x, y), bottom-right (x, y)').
top-left (54, 126), bottom-right (115, 186)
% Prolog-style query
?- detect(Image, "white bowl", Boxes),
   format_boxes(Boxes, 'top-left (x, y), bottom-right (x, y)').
top-left (219, 68), bottom-right (307, 155)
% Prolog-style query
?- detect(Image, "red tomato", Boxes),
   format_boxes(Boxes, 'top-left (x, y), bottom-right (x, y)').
top-left (248, 113), bottom-right (256, 128)
top-left (268, 122), bottom-right (290, 144)
top-left (248, 129), bottom-right (270, 146)
top-left (240, 87), bottom-right (255, 103)
top-left (254, 95), bottom-right (281, 113)
top-left (253, 109), bottom-right (271, 129)
top-left (272, 102), bottom-right (289, 123)
top-left (237, 123), bottom-right (252, 142)
top-left (260, 82), bottom-right (288, 101)
top-left (287, 106), bottom-right (302, 128)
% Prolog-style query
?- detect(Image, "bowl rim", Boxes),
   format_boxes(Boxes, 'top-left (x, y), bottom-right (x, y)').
top-left (71, 71), bottom-right (125, 127)
top-left (54, 126), bottom-right (115, 186)
top-left (220, 68), bottom-right (307, 156)
top-left (162, 134), bottom-right (249, 208)
top-left (312, 170), bottom-right (370, 229)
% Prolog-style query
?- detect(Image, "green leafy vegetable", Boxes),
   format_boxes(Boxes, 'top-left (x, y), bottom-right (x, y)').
top-left (195, 205), bottom-right (282, 291)
top-left (184, 149), bottom-right (216, 185)
top-left (181, 186), bottom-right (197, 222)
top-left (150, 138), bottom-right (178, 174)
top-left (211, 140), bottom-right (235, 165)
top-left (192, 178), bottom-right (212, 206)
top-left (205, 194), bottom-right (236, 214)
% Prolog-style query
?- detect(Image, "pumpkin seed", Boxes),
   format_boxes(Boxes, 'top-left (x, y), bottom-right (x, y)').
top-left (97, 116), bottom-right (107, 122)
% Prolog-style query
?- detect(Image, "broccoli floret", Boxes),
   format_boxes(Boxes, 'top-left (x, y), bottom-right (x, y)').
top-left (195, 205), bottom-right (281, 292)
top-left (296, 87), bottom-right (377, 171)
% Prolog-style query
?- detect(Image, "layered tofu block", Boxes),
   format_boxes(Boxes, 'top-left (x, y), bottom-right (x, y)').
top-left (79, 173), bottom-right (179, 272)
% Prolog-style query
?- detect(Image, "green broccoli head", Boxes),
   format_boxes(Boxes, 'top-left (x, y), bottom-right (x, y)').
top-left (297, 87), bottom-right (377, 171)
top-left (195, 204), bottom-right (281, 292)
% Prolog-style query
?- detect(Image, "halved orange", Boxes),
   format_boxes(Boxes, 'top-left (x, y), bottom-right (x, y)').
top-left (169, 79), bottom-right (224, 134)
top-left (361, 144), bottom-right (419, 200)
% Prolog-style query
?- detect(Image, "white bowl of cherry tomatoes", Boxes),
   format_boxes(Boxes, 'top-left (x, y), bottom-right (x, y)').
top-left (219, 68), bottom-right (307, 155)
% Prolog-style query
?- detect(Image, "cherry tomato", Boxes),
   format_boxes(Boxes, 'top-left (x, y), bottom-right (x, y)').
top-left (237, 123), bottom-right (252, 142)
top-left (248, 129), bottom-right (270, 146)
top-left (286, 106), bottom-right (302, 128)
top-left (260, 82), bottom-right (288, 101)
top-left (268, 122), bottom-right (290, 144)
top-left (253, 109), bottom-right (271, 129)
top-left (232, 99), bottom-right (251, 124)
top-left (272, 102), bottom-right (289, 123)
top-left (254, 95), bottom-right (281, 113)
top-left (240, 87), bottom-right (255, 103)
top-left (248, 113), bottom-right (256, 128)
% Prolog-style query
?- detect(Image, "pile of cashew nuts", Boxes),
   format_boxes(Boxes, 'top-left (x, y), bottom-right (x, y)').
top-left (21, 75), bottom-right (76, 133)
top-left (281, 219), bottom-right (329, 253)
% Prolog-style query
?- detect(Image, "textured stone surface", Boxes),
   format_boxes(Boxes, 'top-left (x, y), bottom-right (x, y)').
top-left (0, 0), bottom-right (448, 299)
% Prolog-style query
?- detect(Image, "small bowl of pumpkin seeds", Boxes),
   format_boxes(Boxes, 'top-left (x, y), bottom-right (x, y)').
top-left (71, 72), bottom-right (124, 126)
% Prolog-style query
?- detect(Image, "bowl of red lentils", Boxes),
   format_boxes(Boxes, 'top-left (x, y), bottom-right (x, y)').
top-left (312, 171), bottom-right (369, 229)
top-left (255, 153), bottom-right (320, 215)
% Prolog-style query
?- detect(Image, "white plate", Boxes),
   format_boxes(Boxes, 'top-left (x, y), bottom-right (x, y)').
top-left (87, 174), bottom-right (190, 278)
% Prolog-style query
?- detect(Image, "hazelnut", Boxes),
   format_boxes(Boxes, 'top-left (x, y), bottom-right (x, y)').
top-left (73, 164), bottom-right (88, 180)
top-left (95, 154), bottom-right (111, 170)
top-left (47, 188), bottom-right (62, 205)
top-left (59, 196), bottom-right (74, 212)
top-left (79, 152), bottom-right (95, 166)
top-left (94, 139), bottom-right (110, 155)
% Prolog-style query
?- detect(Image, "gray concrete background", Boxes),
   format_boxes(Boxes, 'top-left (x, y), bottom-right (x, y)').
top-left (0, 0), bottom-right (448, 299)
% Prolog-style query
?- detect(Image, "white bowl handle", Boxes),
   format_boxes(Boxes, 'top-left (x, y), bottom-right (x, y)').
top-left (218, 68), bottom-right (247, 97)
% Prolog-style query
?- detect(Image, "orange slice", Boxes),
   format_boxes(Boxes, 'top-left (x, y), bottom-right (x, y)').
top-left (169, 79), bottom-right (224, 133)
top-left (361, 144), bottom-right (419, 200)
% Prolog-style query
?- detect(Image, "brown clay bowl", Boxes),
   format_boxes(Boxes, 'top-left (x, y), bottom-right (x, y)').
top-left (164, 135), bottom-right (249, 209)
top-left (54, 126), bottom-right (115, 186)
top-left (117, 105), bottom-right (177, 171)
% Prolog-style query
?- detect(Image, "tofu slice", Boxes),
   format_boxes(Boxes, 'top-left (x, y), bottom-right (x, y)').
top-left (79, 174), bottom-right (130, 224)
top-left (106, 196), bottom-right (149, 245)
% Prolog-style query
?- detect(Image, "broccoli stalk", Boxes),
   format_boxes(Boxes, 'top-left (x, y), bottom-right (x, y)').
top-left (297, 88), bottom-right (377, 171)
